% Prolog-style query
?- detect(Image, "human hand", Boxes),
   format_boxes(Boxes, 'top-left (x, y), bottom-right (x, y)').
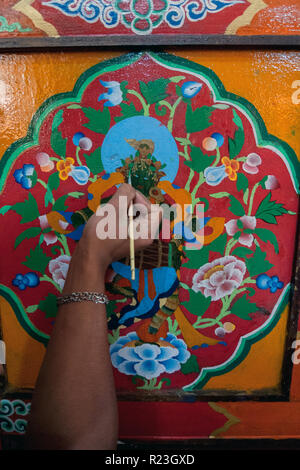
top-left (80, 184), bottom-right (161, 272)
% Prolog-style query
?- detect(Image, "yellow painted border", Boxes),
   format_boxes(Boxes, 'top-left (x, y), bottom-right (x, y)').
top-left (225, 0), bottom-right (267, 35)
top-left (208, 402), bottom-right (240, 437)
top-left (13, 0), bottom-right (59, 37)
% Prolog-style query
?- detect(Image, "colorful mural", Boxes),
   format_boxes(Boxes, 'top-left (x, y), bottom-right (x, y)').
top-left (0, 0), bottom-right (299, 38)
top-left (0, 52), bottom-right (298, 399)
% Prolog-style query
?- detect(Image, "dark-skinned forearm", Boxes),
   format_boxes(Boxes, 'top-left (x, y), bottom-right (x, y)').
top-left (25, 241), bottom-right (118, 450)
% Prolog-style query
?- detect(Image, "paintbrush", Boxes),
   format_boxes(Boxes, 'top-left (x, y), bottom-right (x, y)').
top-left (128, 167), bottom-right (135, 280)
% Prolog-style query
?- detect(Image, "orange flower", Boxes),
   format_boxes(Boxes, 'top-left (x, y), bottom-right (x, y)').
top-left (56, 157), bottom-right (74, 181)
top-left (221, 156), bottom-right (239, 181)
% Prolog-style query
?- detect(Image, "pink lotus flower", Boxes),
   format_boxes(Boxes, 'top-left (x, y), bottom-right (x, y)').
top-left (49, 255), bottom-right (71, 290)
top-left (263, 175), bottom-right (280, 190)
top-left (36, 152), bottom-right (54, 172)
top-left (39, 214), bottom-right (69, 246)
top-left (192, 255), bottom-right (246, 301)
top-left (39, 215), bottom-right (58, 245)
top-left (225, 215), bottom-right (256, 247)
top-left (242, 152), bottom-right (261, 174)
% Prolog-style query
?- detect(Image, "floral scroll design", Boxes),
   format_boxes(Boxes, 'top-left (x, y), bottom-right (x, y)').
top-left (0, 399), bottom-right (31, 434)
top-left (43, 0), bottom-right (245, 34)
top-left (0, 52), bottom-right (299, 392)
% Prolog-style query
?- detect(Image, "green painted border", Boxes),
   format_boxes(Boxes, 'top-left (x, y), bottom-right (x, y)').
top-left (0, 51), bottom-right (299, 385)
top-left (0, 284), bottom-right (48, 346)
top-left (0, 52), bottom-right (144, 191)
top-left (150, 51), bottom-right (300, 192)
top-left (183, 284), bottom-right (291, 391)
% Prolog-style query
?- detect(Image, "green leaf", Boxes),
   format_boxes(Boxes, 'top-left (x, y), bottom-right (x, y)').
top-left (236, 172), bottom-right (249, 193)
top-left (185, 103), bottom-right (214, 133)
top-left (22, 245), bottom-right (52, 274)
top-left (26, 305), bottom-right (38, 313)
top-left (245, 246), bottom-right (274, 277)
top-left (38, 293), bottom-right (58, 318)
top-left (209, 192), bottom-right (230, 199)
top-left (184, 145), bottom-right (215, 173)
top-left (67, 104), bottom-right (81, 109)
top-left (243, 187), bottom-right (249, 205)
top-left (139, 78), bottom-right (170, 104)
top-left (119, 80), bottom-right (128, 99)
top-left (233, 230), bottom-right (242, 240)
top-left (209, 233), bottom-right (227, 254)
top-left (106, 300), bottom-right (117, 320)
top-left (236, 219), bottom-right (243, 229)
top-left (228, 109), bottom-right (244, 159)
top-left (232, 246), bottom-right (254, 258)
top-left (114, 102), bottom-right (144, 123)
top-left (52, 194), bottom-right (69, 212)
top-left (44, 172), bottom-right (60, 207)
top-left (258, 175), bottom-right (268, 189)
top-left (176, 85), bottom-right (183, 97)
top-left (51, 109), bottom-right (67, 157)
top-left (82, 106), bottom-right (111, 134)
top-left (182, 289), bottom-right (211, 317)
top-left (176, 137), bottom-right (191, 146)
top-left (180, 355), bottom-right (200, 375)
top-left (255, 192), bottom-right (288, 224)
top-left (44, 190), bottom-right (53, 208)
top-left (14, 227), bottom-right (42, 249)
top-left (169, 76), bottom-right (185, 83)
top-left (0, 205), bottom-right (11, 215)
top-left (155, 102), bottom-right (168, 116)
top-left (183, 245), bottom-right (210, 269)
top-left (212, 104), bottom-right (229, 110)
top-left (84, 146), bottom-right (104, 175)
top-left (11, 193), bottom-right (40, 223)
top-left (230, 294), bottom-right (257, 320)
top-left (228, 195), bottom-right (245, 216)
top-left (68, 192), bottom-right (85, 198)
top-left (254, 227), bottom-right (279, 253)
top-left (29, 170), bottom-right (37, 188)
top-left (48, 172), bottom-right (60, 191)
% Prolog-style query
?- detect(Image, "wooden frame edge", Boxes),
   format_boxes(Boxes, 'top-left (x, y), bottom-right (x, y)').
top-left (0, 35), bottom-right (299, 50)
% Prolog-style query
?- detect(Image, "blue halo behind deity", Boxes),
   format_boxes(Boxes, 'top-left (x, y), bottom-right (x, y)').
top-left (101, 116), bottom-right (179, 183)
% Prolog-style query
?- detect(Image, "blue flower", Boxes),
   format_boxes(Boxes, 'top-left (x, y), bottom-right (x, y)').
top-left (256, 274), bottom-right (283, 293)
top-left (204, 164), bottom-right (227, 186)
top-left (110, 332), bottom-right (190, 380)
top-left (181, 81), bottom-right (202, 98)
top-left (69, 165), bottom-right (90, 185)
top-left (72, 132), bottom-right (85, 146)
top-left (73, 132), bottom-right (92, 150)
top-left (211, 132), bottom-right (224, 147)
top-left (13, 164), bottom-right (36, 189)
top-left (12, 272), bottom-right (40, 291)
top-left (98, 80), bottom-right (123, 107)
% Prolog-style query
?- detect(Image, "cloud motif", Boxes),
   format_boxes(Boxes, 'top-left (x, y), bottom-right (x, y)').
top-left (98, 80), bottom-right (123, 107)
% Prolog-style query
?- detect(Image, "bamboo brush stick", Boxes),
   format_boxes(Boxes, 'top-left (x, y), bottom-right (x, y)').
top-left (128, 170), bottom-right (135, 280)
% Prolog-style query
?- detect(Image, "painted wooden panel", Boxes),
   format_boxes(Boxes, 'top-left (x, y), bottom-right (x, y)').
top-left (0, 0), bottom-right (298, 42)
top-left (0, 50), bottom-right (299, 444)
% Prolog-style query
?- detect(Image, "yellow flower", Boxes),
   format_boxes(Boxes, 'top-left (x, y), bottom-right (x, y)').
top-left (221, 156), bottom-right (239, 181)
top-left (56, 157), bottom-right (74, 181)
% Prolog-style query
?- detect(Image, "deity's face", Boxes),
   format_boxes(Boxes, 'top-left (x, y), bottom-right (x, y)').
top-left (138, 144), bottom-right (150, 158)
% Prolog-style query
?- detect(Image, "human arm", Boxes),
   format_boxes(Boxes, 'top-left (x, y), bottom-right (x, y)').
top-left (25, 184), bottom-right (159, 450)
